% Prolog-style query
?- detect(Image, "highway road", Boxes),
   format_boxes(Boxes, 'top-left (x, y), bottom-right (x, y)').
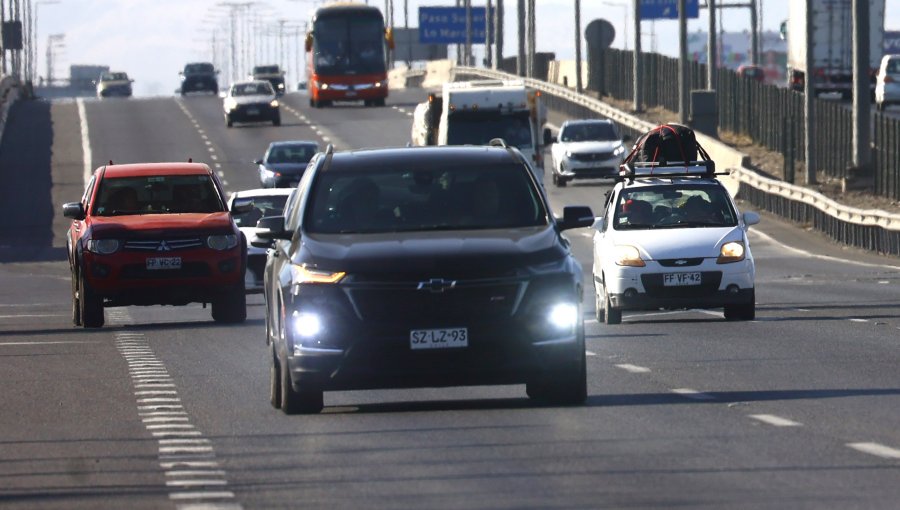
top-left (0, 89), bottom-right (899, 509)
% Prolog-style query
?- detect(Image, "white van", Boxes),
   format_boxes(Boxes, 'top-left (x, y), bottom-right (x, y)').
top-left (875, 54), bottom-right (900, 112)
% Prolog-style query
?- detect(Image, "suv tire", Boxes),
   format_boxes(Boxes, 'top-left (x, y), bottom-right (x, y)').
top-left (269, 344), bottom-right (282, 409)
top-left (526, 330), bottom-right (587, 405)
top-left (71, 272), bottom-right (82, 326)
top-left (280, 354), bottom-right (324, 414)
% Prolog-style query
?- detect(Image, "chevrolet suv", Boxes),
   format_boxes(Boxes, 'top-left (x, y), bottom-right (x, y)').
top-left (255, 144), bottom-right (595, 414)
top-left (63, 162), bottom-right (247, 328)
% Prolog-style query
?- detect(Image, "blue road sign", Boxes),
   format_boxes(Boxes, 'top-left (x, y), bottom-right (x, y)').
top-left (418, 7), bottom-right (493, 45)
top-left (640, 0), bottom-right (699, 20)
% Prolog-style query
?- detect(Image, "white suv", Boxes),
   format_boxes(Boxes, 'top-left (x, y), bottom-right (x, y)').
top-left (548, 119), bottom-right (627, 187)
top-left (592, 165), bottom-right (759, 324)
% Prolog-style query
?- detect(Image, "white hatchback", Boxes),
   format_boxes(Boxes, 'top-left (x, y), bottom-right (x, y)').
top-left (592, 173), bottom-right (759, 324)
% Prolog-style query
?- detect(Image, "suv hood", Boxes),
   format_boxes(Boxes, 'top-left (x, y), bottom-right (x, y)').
top-left (89, 212), bottom-right (234, 236)
top-left (611, 226), bottom-right (743, 259)
top-left (298, 226), bottom-right (568, 277)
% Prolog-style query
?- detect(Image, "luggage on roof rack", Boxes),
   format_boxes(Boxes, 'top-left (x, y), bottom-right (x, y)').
top-left (619, 123), bottom-right (717, 179)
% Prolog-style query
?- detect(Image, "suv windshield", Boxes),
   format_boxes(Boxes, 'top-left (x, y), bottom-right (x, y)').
top-left (305, 163), bottom-right (547, 234)
top-left (254, 66), bottom-right (280, 74)
top-left (614, 184), bottom-right (737, 229)
top-left (185, 63), bottom-right (214, 74)
top-left (266, 144), bottom-right (318, 164)
top-left (560, 122), bottom-right (618, 142)
top-left (93, 175), bottom-right (224, 216)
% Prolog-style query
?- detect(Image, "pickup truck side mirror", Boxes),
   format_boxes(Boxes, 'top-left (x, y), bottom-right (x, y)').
top-left (543, 128), bottom-right (555, 146)
top-left (557, 206), bottom-right (595, 231)
top-left (63, 202), bottom-right (86, 221)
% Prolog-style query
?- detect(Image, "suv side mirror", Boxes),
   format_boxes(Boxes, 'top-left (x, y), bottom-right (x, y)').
top-left (558, 206), bottom-right (595, 231)
top-left (255, 215), bottom-right (292, 240)
top-left (63, 202), bottom-right (86, 220)
top-left (543, 128), bottom-right (555, 146)
top-left (254, 159), bottom-right (263, 165)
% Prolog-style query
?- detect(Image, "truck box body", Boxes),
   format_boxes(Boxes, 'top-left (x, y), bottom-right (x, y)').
top-left (787, 0), bottom-right (885, 96)
top-left (411, 80), bottom-right (546, 182)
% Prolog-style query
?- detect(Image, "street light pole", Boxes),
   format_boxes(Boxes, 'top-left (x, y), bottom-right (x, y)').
top-left (575, 0), bottom-right (582, 93)
top-left (33, 0), bottom-right (60, 86)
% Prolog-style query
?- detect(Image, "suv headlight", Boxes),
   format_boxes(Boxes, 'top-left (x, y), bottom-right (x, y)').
top-left (86, 239), bottom-right (120, 255)
top-left (717, 241), bottom-right (745, 264)
top-left (547, 303), bottom-right (579, 331)
top-left (207, 234), bottom-right (238, 250)
top-left (291, 264), bottom-right (345, 285)
top-left (270, 99), bottom-right (279, 108)
top-left (613, 145), bottom-right (625, 156)
top-left (614, 245), bottom-right (646, 267)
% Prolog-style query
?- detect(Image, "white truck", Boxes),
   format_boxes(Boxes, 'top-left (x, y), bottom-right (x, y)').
top-left (411, 80), bottom-right (546, 181)
top-left (785, 0), bottom-right (885, 98)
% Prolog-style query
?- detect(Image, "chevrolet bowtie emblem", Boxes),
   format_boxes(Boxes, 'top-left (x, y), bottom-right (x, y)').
top-left (157, 240), bottom-right (172, 252)
top-left (674, 259), bottom-right (688, 265)
top-left (417, 278), bottom-right (456, 293)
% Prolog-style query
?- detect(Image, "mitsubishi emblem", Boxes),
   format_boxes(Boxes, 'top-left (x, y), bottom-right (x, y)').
top-left (157, 240), bottom-right (172, 252)
top-left (417, 278), bottom-right (456, 293)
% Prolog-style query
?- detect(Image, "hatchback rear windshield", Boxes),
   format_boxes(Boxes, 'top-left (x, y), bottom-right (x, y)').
top-left (305, 163), bottom-right (547, 234)
top-left (93, 175), bottom-right (224, 216)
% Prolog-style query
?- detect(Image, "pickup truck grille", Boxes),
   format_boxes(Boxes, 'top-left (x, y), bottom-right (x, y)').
top-left (123, 238), bottom-right (204, 252)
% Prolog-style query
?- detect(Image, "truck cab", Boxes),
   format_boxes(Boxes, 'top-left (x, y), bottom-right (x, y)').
top-left (251, 65), bottom-right (286, 95)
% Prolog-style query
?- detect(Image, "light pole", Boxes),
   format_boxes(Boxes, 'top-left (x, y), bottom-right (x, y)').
top-left (32, 0), bottom-right (60, 85)
top-left (45, 32), bottom-right (63, 86)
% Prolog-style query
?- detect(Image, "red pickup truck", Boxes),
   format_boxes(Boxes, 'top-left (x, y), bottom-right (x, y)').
top-left (63, 162), bottom-right (247, 328)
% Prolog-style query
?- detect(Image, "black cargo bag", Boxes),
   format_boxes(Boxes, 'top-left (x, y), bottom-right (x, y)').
top-left (632, 123), bottom-right (702, 164)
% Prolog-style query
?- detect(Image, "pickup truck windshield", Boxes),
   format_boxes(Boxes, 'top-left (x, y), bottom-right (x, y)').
top-left (93, 175), bottom-right (224, 216)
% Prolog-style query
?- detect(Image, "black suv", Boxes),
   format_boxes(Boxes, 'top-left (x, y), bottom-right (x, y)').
top-left (180, 62), bottom-right (218, 95)
top-left (255, 144), bottom-right (595, 414)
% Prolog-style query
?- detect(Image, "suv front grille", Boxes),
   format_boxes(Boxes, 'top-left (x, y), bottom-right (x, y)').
top-left (571, 151), bottom-right (614, 162)
top-left (348, 281), bottom-right (523, 322)
top-left (124, 238), bottom-right (204, 252)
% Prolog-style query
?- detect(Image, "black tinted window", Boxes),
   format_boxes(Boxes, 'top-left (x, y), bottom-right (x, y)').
top-left (305, 163), bottom-right (547, 234)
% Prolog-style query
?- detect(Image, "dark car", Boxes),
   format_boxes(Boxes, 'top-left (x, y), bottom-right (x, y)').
top-left (256, 141), bottom-right (319, 187)
top-left (223, 80), bottom-right (280, 127)
top-left (180, 62), bottom-right (219, 95)
top-left (255, 144), bottom-right (595, 414)
top-left (63, 163), bottom-right (247, 328)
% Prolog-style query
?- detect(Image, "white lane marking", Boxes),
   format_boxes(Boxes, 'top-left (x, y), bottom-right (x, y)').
top-left (204, 141), bottom-right (212, 146)
top-left (77, 98), bottom-right (93, 186)
top-left (153, 431), bottom-right (204, 438)
top-left (221, 180), bottom-right (229, 187)
top-left (135, 383), bottom-right (176, 388)
top-left (207, 147), bottom-right (215, 153)
top-left (796, 308), bottom-right (811, 312)
top-left (217, 171), bottom-right (225, 177)
top-left (160, 439), bottom-right (211, 445)
top-left (878, 280), bottom-right (890, 284)
top-left (201, 134), bottom-right (208, 139)
top-left (0, 314), bottom-right (66, 318)
top-left (671, 388), bottom-right (716, 401)
top-left (166, 480), bottom-right (229, 487)
top-left (585, 350), bottom-right (597, 356)
top-left (846, 442), bottom-right (900, 459)
top-left (751, 229), bottom-right (900, 270)
top-left (0, 341), bottom-right (100, 346)
top-left (135, 390), bottom-right (178, 396)
top-left (146, 424), bottom-right (195, 430)
top-left (322, 136), bottom-right (331, 143)
top-left (169, 492), bottom-right (236, 501)
top-left (166, 470), bottom-right (227, 477)
top-left (210, 155), bottom-right (218, 161)
top-left (214, 163), bottom-right (222, 168)
top-left (161, 461), bottom-right (220, 470)
top-left (143, 417), bottom-right (190, 423)
top-left (748, 414), bottom-right (803, 427)
top-left (615, 363), bottom-right (651, 373)
top-left (849, 318), bottom-right (869, 323)
top-left (159, 446), bottom-right (215, 454)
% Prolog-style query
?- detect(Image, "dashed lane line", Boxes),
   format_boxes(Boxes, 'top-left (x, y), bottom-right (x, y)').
top-left (748, 414), bottom-right (803, 427)
top-left (106, 308), bottom-right (242, 509)
top-left (615, 363), bottom-right (651, 374)
top-left (846, 442), bottom-right (900, 460)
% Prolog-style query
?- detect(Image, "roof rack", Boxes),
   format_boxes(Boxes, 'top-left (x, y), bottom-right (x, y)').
top-left (617, 160), bottom-right (729, 183)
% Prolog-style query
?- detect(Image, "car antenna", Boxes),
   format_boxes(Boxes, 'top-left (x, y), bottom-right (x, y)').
top-left (108, 160), bottom-right (114, 165)
top-left (188, 157), bottom-right (193, 163)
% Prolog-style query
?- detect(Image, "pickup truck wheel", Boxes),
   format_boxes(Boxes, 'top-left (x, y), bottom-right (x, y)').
top-left (226, 115), bottom-right (233, 128)
top-left (211, 284), bottom-right (247, 323)
top-left (79, 274), bottom-right (104, 328)
top-left (71, 271), bottom-right (82, 326)
top-left (280, 354), bottom-right (324, 414)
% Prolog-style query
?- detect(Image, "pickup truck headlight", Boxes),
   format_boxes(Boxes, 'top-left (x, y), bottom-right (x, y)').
top-left (613, 145), bottom-right (625, 156)
top-left (86, 239), bottom-right (120, 255)
top-left (207, 234), bottom-right (238, 250)
top-left (717, 241), bottom-right (745, 264)
top-left (269, 99), bottom-right (279, 108)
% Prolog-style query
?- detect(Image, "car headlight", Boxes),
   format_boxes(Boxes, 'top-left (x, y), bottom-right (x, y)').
top-left (614, 245), bottom-right (646, 267)
top-left (717, 241), bottom-right (745, 264)
top-left (565, 150), bottom-right (573, 158)
top-left (291, 264), bottom-right (345, 285)
top-left (277, 83), bottom-right (285, 89)
top-left (547, 303), bottom-right (579, 331)
top-left (270, 99), bottom-right (279, 108)
top-left (207, 234), bottom-right (238, 250)
top-left (86, 239), bottom-right (120, 255)
top-left (224, 99), bottom-right (237, 111)
top-left (613, 145), bottom-right (625, 156)
top-left (292, 310), bottom-right (322, 338)
top-left (320, 82), bottom-right (329, 90)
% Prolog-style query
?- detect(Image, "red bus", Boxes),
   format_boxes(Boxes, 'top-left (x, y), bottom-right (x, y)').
top-left (305, 3), bottom-right (394, 108)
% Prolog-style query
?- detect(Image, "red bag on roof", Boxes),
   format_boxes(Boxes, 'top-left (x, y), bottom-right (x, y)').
top-left (630, 123), bottom-right (707, 165)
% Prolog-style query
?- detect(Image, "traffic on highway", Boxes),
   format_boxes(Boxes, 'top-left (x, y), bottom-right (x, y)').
top-left (1, 1), bottom-right (899, 509)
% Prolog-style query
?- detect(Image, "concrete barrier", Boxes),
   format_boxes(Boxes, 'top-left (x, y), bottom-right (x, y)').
top-left (422, 60), bottom-right (454, 89)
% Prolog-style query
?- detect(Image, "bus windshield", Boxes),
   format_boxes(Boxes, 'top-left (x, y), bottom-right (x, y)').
top-left (313, 15), bottom-right (386, 75)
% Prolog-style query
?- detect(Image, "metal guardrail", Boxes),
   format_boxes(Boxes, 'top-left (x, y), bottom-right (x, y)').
top-left (448, 66), bottom-right (900, 255)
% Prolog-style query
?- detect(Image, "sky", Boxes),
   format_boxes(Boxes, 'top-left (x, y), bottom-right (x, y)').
top-left (29, 0), bottom-right (900, 97)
